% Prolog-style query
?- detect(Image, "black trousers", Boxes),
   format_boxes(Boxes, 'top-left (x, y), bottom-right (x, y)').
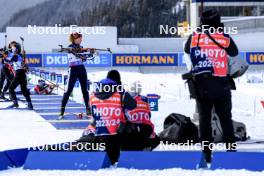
top-left (61, 65), bottom-right (89, 115)
top-left (0, 67), bottom-right (13, 93)
top-left (120, 124), bottom-right (153, 151)
top-left (196, 90), bottom-right (236, 155)
top-left (9, 69), bottom-right (32, 103)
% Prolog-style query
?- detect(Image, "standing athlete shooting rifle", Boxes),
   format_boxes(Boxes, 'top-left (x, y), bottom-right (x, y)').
top-left (8, 40), bottom-right (33, 110)
top-left (58, 32), bottom-right (95, 120)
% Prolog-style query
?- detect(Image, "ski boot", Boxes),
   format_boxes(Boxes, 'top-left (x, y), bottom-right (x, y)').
top-left (197, 151), bottom-right (212, 169)
top-left (58, 107), bottom-right (66, 120)
top-left (85, 107), bottom-right (93, 119)
top-left (86, 107), bottom-right (92, 115)
top-left (8, 100), bottom-right (19, 108)
top-left (0, 92), bottom-right (6, 100)
top-left (58, 114), bottom-right (65, 120)
top-left (28, 102), bottom-right (34, 110)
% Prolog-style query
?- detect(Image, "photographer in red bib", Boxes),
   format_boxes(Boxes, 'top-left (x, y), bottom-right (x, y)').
top-left (184, 10), bottom-right (238, 165)
top-left (121, 81), bottom-right (160, 151)
top-left (77, 70), bottom-right (137, 165)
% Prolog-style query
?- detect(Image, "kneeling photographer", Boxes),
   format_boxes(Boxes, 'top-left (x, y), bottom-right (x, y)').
top-left (120, 82), bottom-right (160, 151)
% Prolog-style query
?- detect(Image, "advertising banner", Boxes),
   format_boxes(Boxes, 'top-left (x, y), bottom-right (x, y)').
top-left (112, 53), bottom-right (178, 66)
top-left (26, 54), bottom-right (42, 67)
top-left (246, 52), bottom-right (264, 65)
top-left (43, 53), bottom-right (111, 67)
top-left (56, 74), bottom-right (63, 84)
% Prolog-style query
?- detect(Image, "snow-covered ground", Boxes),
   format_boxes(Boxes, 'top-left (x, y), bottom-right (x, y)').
top-left (2, 167), bottom-right (264, 176)
top-left (1, 70), bottom-right (264, 175)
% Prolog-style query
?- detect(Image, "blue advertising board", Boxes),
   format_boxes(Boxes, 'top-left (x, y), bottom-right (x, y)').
top-left (246, 52), bottom-right (264, 65)
top-left (56, 74), bottom-right (62, 84)
top-left (147, 94), bottom-right (160, 111)
top-left (44, 72), bottom-right (50, 80)
top-left (113, 53), bottom-right (178, 66)
top-left (26, 54), bottom-right (42, 67)
top-left (26, 52), bottom-right (262, 67)
top-left (43, 54), bottom-right (68, 67)
top-left (63, 75), bottom-right (68, 85)
top-left (50, 72), bottom-right (56, 81)
top-left (43, 53), bottom-right (111, 67)
top-left (84, 54), bottom-right (111, 67)
top-left (178, 52), bottom-right (186, 67)
top-left (40, 70), bottom-right (45, 78)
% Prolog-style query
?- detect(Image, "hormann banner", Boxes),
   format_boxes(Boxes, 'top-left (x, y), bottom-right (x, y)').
top-left (246, 52), bottom-right (264, 65)
top-left (25, 54), bottom-right (42, 67)
top-left (112, 53), bottom-right (178, 66)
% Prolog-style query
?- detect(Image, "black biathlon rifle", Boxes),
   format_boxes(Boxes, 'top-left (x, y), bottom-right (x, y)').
top-left (58, 45), bottom-right (99, 61)
top-left (58, 45), bottom-right (112, 54)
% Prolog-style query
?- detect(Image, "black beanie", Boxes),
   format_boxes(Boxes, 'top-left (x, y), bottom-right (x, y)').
top-left (201, 10), bottom-right (221, 28)
top-left (107, 70), bottom-right (121, 85)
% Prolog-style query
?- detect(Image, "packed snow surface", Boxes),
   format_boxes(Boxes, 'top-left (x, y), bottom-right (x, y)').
top-left (1, 70), bottom-right (264, 176)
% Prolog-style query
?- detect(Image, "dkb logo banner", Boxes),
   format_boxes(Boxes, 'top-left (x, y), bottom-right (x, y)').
top-left (43, 53), bottom-right (111, 67)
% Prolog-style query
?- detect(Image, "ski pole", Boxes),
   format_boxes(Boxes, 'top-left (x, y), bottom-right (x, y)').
top-left (20, 36), bottom-right (25, 51)
top-left (19, 36), bottom-right (26, 59)
top-left (4, 34), bottom-right (7, 50)
top-left (18, 36), bottom-right (30, 72)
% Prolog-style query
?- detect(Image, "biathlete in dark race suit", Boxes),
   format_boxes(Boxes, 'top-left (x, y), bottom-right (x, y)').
top-left (8, 41), bottom-right (33, 110)
top-left (0, 49), bottom-right (14, 100)
top-left (59, 32), bottom-right (95, 120)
